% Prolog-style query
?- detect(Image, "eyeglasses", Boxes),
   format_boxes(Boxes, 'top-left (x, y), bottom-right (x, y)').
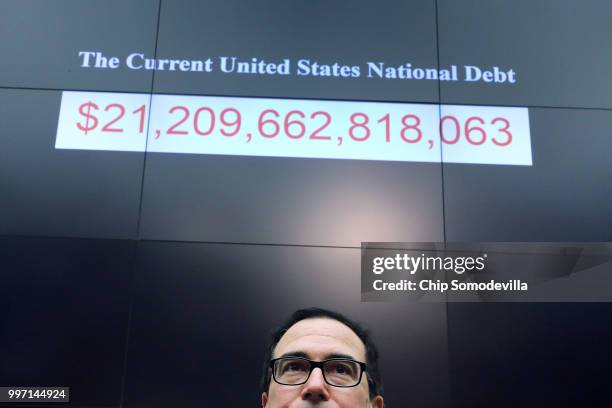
top-left (270, 356), bottom-right (367, 387)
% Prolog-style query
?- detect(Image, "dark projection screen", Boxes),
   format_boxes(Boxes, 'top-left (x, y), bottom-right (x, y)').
top-left (1, 1), bottom-right (611, 407)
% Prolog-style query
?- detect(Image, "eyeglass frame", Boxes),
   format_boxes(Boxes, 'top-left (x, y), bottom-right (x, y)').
top-left (269, 356), bottom-right (368, 388)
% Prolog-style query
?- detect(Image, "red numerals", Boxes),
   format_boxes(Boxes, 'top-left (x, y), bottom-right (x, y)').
top-left (167, 106), bottom-right (243, 137)
top-left (76, 102), bottom-right (146, 135)
top-left (101, 104), bottom-right (125, 133)
top-left (76, 100), bottom-right (514, 149)
top-left (194, 107), bottom-right (215, 136)
top-left (440, 115), bottom-right (460, 144)
top-left (349, 113), bottom-right (370, 141)
top-left (401, 114), bottom-right (422, 143)
top-left (309, 111), bottom-right (332, 140)
top-left (258, 109), bottom-right (280, 138)
top-left (220, 108), bottom-right (241, 137)
top-left (491, 117), bottom-right (512, 146)
top-left (167, 106), bottom-right (189, 135)
top-left (133, 105), bottom-right (146, 133)
top-left (439, 115), bottom-right (512, 146)
top-left (283, 110), bottom-right (306, 139)
top-left (464, 116), bottom-right (486, 145)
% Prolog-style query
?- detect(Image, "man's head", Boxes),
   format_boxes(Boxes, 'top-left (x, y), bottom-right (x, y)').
top-left (261, 308), bottom-right (384, 408)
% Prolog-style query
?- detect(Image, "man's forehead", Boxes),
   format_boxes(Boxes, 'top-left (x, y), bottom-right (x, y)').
top-left (273, 317), bottom-right (366, 361)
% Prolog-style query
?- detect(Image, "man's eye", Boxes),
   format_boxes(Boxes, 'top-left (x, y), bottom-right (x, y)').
top-left (336, 365), bottom-right (350, 374)
top-left (329, 363), bottom-right (354, 375)
top-left (284, 362), bottom-right (308, 372)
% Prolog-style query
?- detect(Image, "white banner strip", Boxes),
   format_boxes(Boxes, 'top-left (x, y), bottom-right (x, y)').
top-left (56, 91), bottom-right (532, 165)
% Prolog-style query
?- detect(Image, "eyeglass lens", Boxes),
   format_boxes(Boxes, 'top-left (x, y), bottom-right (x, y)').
top-left (274, 358), bottom-right (361, 386)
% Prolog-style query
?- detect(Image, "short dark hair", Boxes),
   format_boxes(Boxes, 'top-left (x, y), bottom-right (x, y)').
top-left (261, 307), bottom-right (384, 399)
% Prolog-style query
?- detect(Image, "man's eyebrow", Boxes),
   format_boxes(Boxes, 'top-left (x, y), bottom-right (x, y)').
top-left (278, 351), bottom-right (357, 360)
top-left (325, 353), bottom-right (357, 361)
top-left (279, 351), bottom-right (309, 359)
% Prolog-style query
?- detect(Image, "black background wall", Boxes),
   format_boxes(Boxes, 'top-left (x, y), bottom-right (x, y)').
top-left (2, 1), bottom-right (612, 407)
